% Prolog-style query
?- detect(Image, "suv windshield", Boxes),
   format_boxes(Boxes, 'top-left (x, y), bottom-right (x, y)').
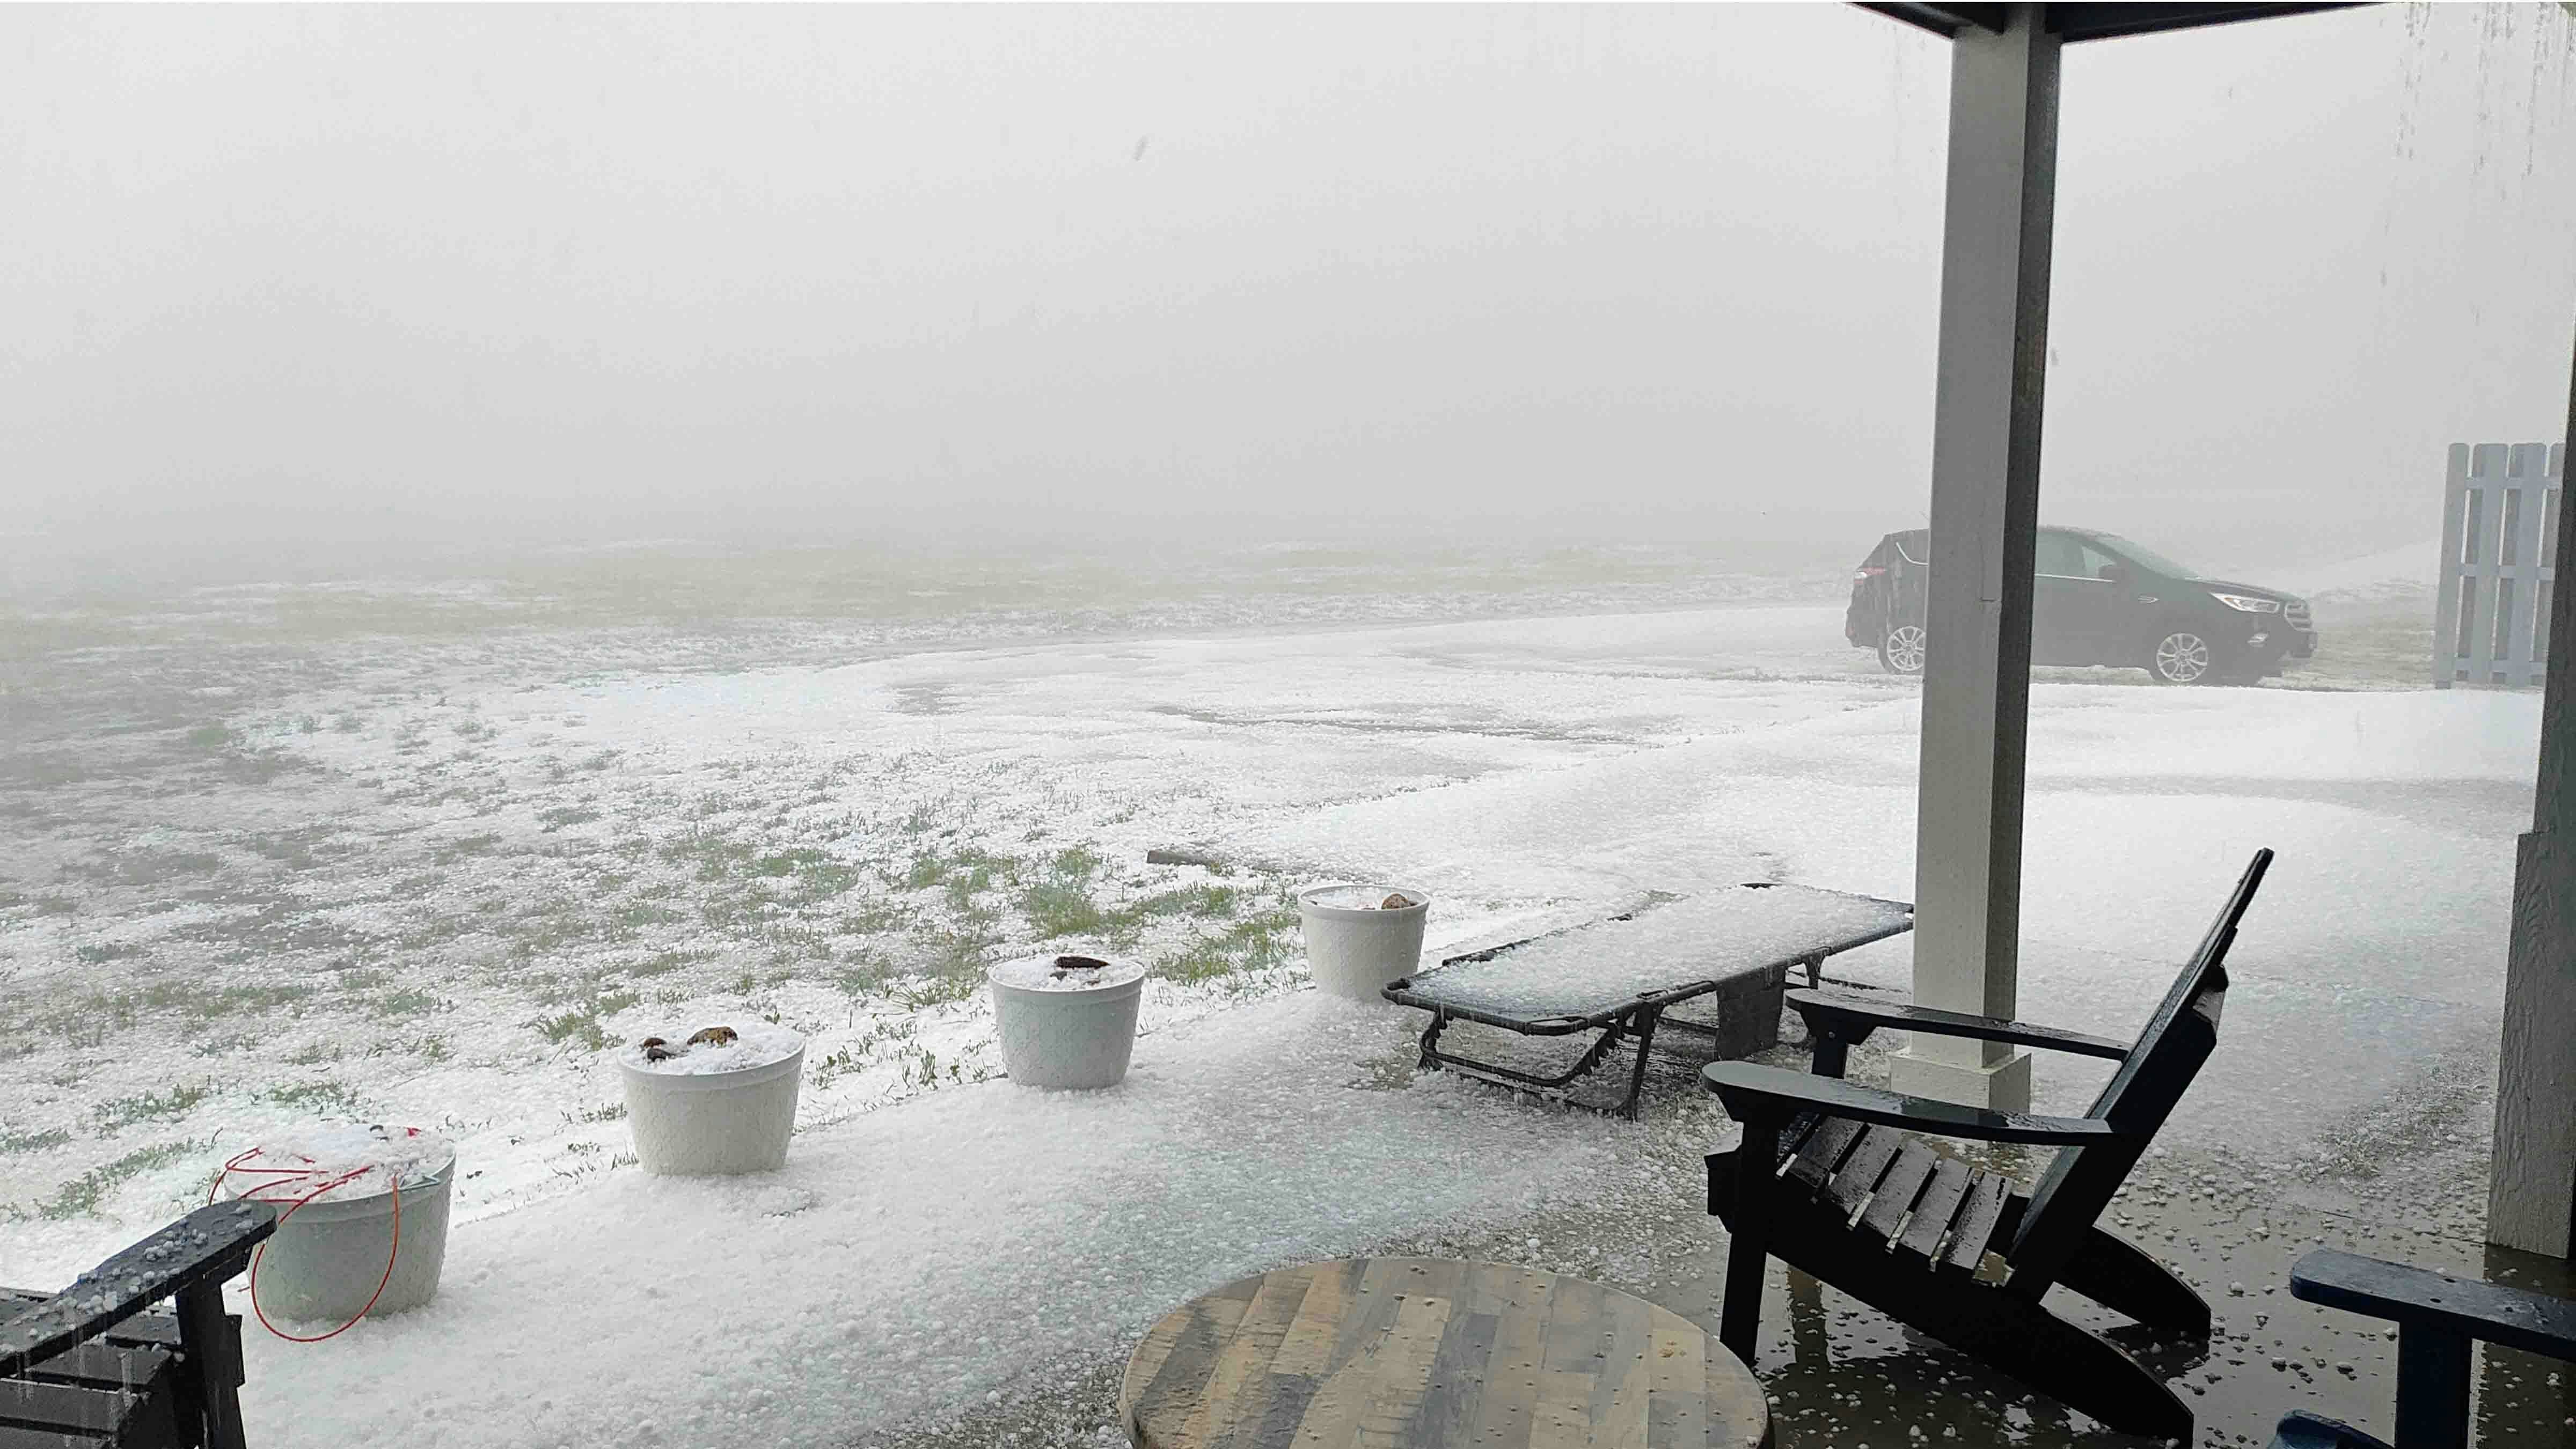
top-left (2091, 533), bottom-right (2200, 580)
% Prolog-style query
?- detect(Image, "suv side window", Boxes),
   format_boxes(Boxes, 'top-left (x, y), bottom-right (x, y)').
top-left (2033, 532), bottom-right (2086, 577)
top-left (2076, 541), bottom-right (2123, 580)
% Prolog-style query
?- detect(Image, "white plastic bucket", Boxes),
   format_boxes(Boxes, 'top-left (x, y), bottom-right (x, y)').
top-left (230, 1131), bottom-right (456, 1324)
top-left (619, 1044), bottom-right (805, 1176)
top-left (990, 955), bottom-right (1146, 1090)
top-left (1300, 884), bottom-right (1430, 1000)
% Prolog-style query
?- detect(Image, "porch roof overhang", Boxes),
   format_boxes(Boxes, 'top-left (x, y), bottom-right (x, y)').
top-left (1859, 3), bottom-right (2363, 43)
top-left (1839, 0), bottom-right (2576, 1260)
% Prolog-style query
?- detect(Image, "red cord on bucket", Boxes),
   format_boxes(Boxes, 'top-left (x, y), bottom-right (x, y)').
top-left (209, 1144), bottom-right (404, 1343)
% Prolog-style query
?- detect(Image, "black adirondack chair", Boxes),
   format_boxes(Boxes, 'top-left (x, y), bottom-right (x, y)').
top-left (2271, 1249), bottom-right (2576, 1449)
top-left (1701, 848), bottom-right (2272, 1441)
top-left (2, 1198), bottom-right (278, 1448)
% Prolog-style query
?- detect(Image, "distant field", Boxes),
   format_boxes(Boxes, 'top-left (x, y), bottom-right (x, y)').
top-left (0, 536), bottom-right (2468, 1253)
top-left (0, 537), bottom-right (1855, 1235)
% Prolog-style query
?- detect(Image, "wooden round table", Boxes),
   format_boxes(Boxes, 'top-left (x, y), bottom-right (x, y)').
top-left (1118, 1257), bottom-right (1769, 1448)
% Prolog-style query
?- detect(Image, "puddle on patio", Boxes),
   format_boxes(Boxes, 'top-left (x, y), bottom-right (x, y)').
top-left (874, 1020), bottom-right (2576, 1449)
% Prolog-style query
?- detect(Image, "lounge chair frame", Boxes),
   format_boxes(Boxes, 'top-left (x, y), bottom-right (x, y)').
top-left (1385, 884), bottom-right (1915, 1118)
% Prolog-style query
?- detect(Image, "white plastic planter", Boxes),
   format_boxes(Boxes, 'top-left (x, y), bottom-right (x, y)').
top-left (618, 1023), bottom-right (806, 1176)
top-left (989, 954), bottom-right (1146, 1090)
top-left (1300, 884), bottom-right (1430, 1000)
top-left (226, 1125), bottom-right (456, 1326)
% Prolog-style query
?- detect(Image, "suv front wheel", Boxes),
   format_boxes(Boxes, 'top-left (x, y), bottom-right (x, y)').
top-left (1878, 623), bottom-right (1927, 676)
top-left (2146, 628), bottom-right (2219, 684)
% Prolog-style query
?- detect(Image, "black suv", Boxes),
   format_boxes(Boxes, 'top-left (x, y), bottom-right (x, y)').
top-left (1846, 526), bottom-right (2315, 683)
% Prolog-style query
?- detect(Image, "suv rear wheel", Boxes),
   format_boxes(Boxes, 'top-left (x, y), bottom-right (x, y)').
top-left (2147, 628), bottom-right (2217, 684)
top-left (1878, 623), bottom-right (1927, 676)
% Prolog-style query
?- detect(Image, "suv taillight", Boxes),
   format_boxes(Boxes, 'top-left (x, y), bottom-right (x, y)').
top-left (1853, 565), bottom-right (1886, 581)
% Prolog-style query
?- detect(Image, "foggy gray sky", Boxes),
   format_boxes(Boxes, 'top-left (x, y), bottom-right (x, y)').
top-left (4, 3), bottom-right (2572, 568)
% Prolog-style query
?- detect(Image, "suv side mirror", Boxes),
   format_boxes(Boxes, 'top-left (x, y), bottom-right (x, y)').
top-left (2097, 562), bottom-right (2127, 583)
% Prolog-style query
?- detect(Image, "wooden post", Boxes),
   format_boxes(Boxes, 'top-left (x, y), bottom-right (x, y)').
top-left (173, 1282), bottom-right (249, 1449)
top-left (1891, 2), bottom-right (2058, 1113)
top-left (1719, 1117), bottom-right (1779, 1362)
top-left (2392, 1326), bottom-right (2475, 1449)
top-left (2487, 318), bottom-right (2576, 1260)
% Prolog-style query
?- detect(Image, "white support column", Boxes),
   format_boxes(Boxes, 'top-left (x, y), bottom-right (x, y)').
top-left (2487, 326), bottom-right (2576, 1260)
top-left (1888, 4), bottom-right (2059, 1114)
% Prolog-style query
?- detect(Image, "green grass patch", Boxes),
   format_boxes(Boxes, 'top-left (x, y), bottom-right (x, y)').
top-left (831, 960), bottom-right (892, 999)
top-left (510, 903), bottom-right (604, 960)
top-left (372, 989), bottom-right (443, 1019)
top-left (267, 1080), bottom-right (363, 1116)
top-left (663, 830), bottom-right (758, 881)
top-left (19, 980), bottom-right (316, 1051)
top-left (771, 850), bottom-right (863, 905)
top-left (1135, 883), bottom-right (1241, 920)
top-left (94, 1084), bottom-right (213, 1131)
top-left (892, 971), bottom-right (983, 1008)
top-left (1154, 900), bottom-right (1302, 985)
top-left (220, 749), bottom-right (309, 786)
top-left (0, 1128), bottom-right (72, 1156)
top-left (38, 1140), bottom-right (202, 1219)
top-left (902, 843), bottom-right (1013, 898)
top-left (629, 947), bottom-right (711, 979)
top-left (839, 900), bottom-right (916, 935)
top-left (1020, 879), bottom-right (1109, 939)
top-left (751, 847), bottom-right (827, 877)
top-left (614, 901), bottom-right (683, 933)
top-left (532, 990), bottom-right (640, 1050)
top-left (697, 888), bottom-right (766, 932)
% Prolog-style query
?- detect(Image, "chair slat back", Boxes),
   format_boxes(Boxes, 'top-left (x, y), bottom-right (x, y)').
top-left (2003, 849), bottom-right (2272, 1293)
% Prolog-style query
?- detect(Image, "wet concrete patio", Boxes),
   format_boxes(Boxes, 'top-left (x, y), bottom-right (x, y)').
top-left (877, 1018), bottom-right (2575, 1449)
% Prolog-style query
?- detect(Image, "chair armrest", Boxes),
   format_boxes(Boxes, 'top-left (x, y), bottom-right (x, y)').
top-left (2269, 1410), bottom-right (2387, 1449)
top-left (0, 1199), bottom-right (277, 1378)
top-left (1702, 1061), bottom-right (2124, 1146)
top-left (2290, 1249), bottom-right (2576, 1363)
top-left (1787, 990), bottom-right (2132, 1059)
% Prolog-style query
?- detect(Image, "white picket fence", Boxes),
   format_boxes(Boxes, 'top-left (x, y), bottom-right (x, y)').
top-left (2434, 442), bottom-right (2562, 689)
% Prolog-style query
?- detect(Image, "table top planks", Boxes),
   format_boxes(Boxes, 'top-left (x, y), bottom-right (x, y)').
top-left (1119, 1257), bottom-right (1768, 1449)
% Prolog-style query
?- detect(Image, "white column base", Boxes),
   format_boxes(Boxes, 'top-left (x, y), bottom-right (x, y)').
top-left (1887, 1044), bottom-right (2032, 1114)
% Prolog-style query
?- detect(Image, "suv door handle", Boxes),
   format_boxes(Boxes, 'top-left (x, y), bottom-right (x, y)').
top-left (2135, 595), bottom-right (2158, 604)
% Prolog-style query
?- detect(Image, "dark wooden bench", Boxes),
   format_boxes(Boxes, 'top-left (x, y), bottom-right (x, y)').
top-left (2, 1199), bottom-right (278, 1448)
top-left (1701, 848), bottom-right (2272, 1441)
top-left (2271, 1248), bottom-right (2576, 1449)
